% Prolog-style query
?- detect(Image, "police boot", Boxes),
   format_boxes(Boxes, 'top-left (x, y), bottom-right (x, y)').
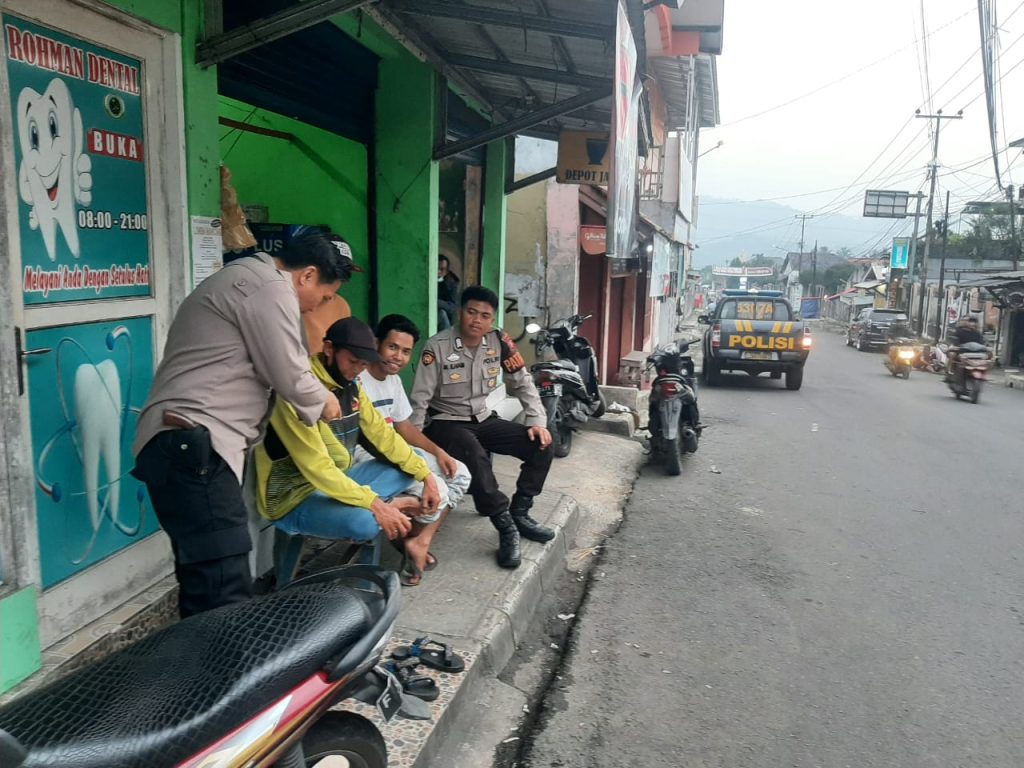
top-left (509, 493), bottom-right (556, 543)
top-left (490, 512), bottom-right (522, 569)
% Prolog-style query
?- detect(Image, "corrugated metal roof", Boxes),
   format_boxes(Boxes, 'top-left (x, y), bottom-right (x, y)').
top-left (648, 54), bottom-right (719, 129)
top-left (376, 0), bottom-right (621, 139)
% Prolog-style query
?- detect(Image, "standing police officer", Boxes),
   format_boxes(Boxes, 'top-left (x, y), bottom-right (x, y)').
top-left (410, 285), bottom-right (554, 568)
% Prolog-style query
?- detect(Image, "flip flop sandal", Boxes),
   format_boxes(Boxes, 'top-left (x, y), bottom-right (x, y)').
top-left (400, 560), bottom-right (423, 588)
top-left (392, 636), bottom-right (465, 673)
top-left (425, 552), bottom-right (439, 571)
top-left (387, 660), bottom-right (440, 702)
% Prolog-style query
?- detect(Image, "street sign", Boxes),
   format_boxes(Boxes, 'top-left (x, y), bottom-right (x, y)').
top-left (890, 237), bottom-right (910, 269)
top-left (864, 190), bottom-right (910, 218)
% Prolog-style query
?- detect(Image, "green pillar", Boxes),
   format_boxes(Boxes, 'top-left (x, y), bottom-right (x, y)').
top-left (482, 138), bottom-right (509, 323)
top-left (375, 56), bottom-right (438, 338)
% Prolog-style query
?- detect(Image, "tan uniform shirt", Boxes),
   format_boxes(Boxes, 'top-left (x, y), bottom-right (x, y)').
top-left (409, 327), bottom-right (546, 429)
top-left (133, 253), bottom-right (328, 481)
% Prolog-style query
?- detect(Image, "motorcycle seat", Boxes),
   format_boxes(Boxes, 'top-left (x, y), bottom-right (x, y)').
top-left (533, 360), bottom-right (577, 371)
top-left (0, 580), bottom-right (378, 768)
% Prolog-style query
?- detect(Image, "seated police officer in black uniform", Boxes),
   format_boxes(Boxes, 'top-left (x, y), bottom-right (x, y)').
top-left (410, 286), bottom-right (554, 569)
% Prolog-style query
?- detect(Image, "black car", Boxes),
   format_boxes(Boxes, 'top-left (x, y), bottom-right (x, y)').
top-left (846, 308), bottom-right (910, 351)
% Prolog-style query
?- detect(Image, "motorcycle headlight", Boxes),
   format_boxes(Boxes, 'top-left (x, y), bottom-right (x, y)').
top-left (898, 350), bottom-right (915, 360)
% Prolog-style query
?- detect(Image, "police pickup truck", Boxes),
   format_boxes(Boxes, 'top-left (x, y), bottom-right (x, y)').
top-left (700, 289), bottom-right (812, 390)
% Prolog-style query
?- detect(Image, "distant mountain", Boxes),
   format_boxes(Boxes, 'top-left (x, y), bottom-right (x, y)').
top-left (692, 196), bottom-right (898, 269)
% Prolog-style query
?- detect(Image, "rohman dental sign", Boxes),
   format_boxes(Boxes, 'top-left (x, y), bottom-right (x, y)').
top-left (4, 16), bottom-right (151, 305)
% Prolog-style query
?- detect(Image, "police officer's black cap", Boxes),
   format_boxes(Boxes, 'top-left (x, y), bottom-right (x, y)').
top-left (324, 317), bottom-right (381, 362)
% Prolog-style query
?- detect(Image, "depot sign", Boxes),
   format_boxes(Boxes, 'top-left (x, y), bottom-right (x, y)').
top-left (557, 130), bottom-right (610, 185)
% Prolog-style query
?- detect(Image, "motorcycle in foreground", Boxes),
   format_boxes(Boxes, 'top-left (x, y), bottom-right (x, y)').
top-left (0, 566), bottom-right (405, 768)
top-left (884, 337), bottom-right (918, 379)
top-left (528, 314), bottom-right (606, 458)
top-left (947, 341), bottom-right (992, 404)
top-left (646, 340), bottom-right (702, 476)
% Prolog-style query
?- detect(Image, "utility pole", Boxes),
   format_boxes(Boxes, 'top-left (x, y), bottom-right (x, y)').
top-left (937, 190), bottom-right (950, 340)
top-left (795, 214), bottom-right (813, 295)
top-left (915, 109), bottom-right (963, 337)
top-left (1008, 183), bottom-right (1019, 271)
top-left (811, 240), bottom-right (818, 297)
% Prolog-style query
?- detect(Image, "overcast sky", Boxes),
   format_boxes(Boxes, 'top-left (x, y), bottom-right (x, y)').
top-left (697, 0), bottom-right (1024, 245)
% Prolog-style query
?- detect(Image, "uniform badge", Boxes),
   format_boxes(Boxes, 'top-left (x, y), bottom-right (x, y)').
top-left (454, 337), bottom-right (464, 350)
top-left (488, 378), bottom-right (497, 388)
top-left (449, 372), bottom-right (462, 382)
top-left (422, 350), bottom-right (435, 366)
top-left (446, 352), bottom-right (461, 362)
top-left (488, 366), bottom-right (500, 376)
top-left (499, 331), bottom-right (525, 373)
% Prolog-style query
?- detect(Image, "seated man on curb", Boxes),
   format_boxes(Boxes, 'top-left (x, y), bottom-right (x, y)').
top-left (254, 317), bottom-right (446, 584)
top-left (410, 285), bottom-right (554, 569)
top-left (356, 313), bottom-right (473, 580)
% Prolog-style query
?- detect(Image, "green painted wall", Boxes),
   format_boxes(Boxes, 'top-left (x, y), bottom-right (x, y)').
top-left (483, 139), bottom-right (509, 323)
top-left (105, 0), bottom-right (220, 216)
top-left (374, 48), bottom-right (439, 350)
top-left (218, 98), bottom-right (371, 322)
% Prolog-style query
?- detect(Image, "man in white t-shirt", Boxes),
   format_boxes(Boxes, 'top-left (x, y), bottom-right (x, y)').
top-left (357, 314), bottom-right (472, 583)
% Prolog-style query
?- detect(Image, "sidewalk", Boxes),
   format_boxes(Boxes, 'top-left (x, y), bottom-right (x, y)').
top-left (1, 430), bottom-right (646, 767)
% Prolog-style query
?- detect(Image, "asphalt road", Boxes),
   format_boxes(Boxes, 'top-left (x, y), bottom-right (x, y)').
top-left (520, 328), bottom-right (1024, 768)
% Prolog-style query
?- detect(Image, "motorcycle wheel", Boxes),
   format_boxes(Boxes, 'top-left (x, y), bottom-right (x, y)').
top-left (664, 437), bottom-right (682, 476)
top-left (592, 391), bottom-right (607, 419)
top-left (682, 429), bottom-right (699, 454)
top-left (553, 401), bottom-right (573, 458)
top-left (967, 378), bottom-right (981, 404)
top-left (301, 712), bottom-right (388, 768)
top-left (902, 367), bottom-right (911, 379)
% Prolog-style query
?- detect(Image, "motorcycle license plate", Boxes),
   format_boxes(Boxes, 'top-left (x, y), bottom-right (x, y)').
top-left (539, 382), bottom-right (562, 397)
top-left (374, 666), bottom-right (404, 723)
top-left (742, 351), bottom-right (775, 361)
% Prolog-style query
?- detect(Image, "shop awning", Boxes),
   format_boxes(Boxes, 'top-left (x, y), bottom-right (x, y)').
top-left (199, 0), bottom-right (720, 160)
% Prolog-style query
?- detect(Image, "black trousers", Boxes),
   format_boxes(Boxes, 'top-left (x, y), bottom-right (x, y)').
top-left (424, 415), bottom-right (553, 517)
top-left (132, 427), bottom-right (253, 618)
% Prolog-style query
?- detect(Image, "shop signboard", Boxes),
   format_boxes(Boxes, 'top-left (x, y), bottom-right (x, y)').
top-left (606, 1), bottom-right (639, 259)
top-left (711, 266), bottom-right (774, 277)
top-left (890, 237), bottom-right (910, 270)
top-left (4, 16), bottom-right (151, 305)
top-left (579, 225), bottom-right (607, 255)
top-left (557, 130), bottom-right (610, 185)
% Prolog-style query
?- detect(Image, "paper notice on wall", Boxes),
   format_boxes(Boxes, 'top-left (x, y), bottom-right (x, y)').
top-left (191, 216), bottom-right (223, 287)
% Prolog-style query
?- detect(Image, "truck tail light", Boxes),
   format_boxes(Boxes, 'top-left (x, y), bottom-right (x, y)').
top-left (801, 327), bottom-right (812, 348)
top-left (711, 324), bottom-right (721, 350)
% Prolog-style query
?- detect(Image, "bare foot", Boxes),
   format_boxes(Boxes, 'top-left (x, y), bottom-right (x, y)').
top-left (403, 534), bottom-right (430, 576)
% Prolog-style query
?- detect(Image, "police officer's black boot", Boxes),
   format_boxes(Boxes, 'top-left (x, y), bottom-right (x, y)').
top-left (490, 511), bottom-right (522, 569)
top-left (509, 493), bottom-right (556, 543)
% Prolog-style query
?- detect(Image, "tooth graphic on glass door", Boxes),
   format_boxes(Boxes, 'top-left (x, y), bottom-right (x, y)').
top-left (74, 359), bottom-right (121, 530)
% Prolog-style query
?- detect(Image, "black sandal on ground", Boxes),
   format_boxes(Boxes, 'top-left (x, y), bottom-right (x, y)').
top-left (387, 658), bottom-right (440, 701)
top-left (391, 636), bottom-right (465, 673)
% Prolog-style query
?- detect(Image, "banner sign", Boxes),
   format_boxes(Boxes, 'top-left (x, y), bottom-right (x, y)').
top-left (890, 237), bottom-right (910, 270)
top-left (557, 130), bottom-right (610, 185)
top-left (606, 1), bottom-right (638, 259)
top-left (864, 189), bottom-right (909, 218)
top-left (711, 266), bottom-right (774, 277)
top-left (5, 16), bottom-right (152, 305)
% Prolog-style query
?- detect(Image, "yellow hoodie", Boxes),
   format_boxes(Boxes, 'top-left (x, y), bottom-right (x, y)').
top-left (254, 354), bottom-right (430, 521)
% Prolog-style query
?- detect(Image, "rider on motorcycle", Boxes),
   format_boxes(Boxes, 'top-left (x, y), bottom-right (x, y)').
top-left (946, 317), bottom-right (985, 381)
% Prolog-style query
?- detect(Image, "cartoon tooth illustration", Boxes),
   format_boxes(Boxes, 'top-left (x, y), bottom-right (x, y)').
top-left (16, 77), bottom-right (93, 261)
top-left (74, 360), bottom-right (121, 532)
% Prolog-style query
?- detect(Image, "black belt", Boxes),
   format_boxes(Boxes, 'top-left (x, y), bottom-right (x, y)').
top-left (428, 408), bottom-right (494, 424)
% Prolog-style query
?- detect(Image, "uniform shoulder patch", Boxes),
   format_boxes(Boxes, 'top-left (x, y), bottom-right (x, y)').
top-left (498, 330), bottom-right (525, 373)
top-left (422, 349), bottom-right (436, 366)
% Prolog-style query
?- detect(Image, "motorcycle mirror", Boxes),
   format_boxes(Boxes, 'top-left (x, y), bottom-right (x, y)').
top-left (525, 323), bottom-right (542, 334)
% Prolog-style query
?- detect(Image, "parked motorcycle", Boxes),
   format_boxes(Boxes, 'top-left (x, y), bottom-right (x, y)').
top-left (947, 341), bottom-right (992, 404)
top-left (884, 337), bottom-right (918, 379)
top-left (0, 566), bottom-right (405, 768)
top-left (646, 339), bottom-right (702, 476)
top-left (529, 314), bottom-right (606, 458)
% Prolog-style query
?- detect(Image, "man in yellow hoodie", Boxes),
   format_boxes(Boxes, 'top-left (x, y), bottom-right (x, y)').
top-left (255, 318), bottom-right (443, 566)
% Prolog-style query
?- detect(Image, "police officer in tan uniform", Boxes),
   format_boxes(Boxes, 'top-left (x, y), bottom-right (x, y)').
top-left (410, 285), bottom-right (554, 568)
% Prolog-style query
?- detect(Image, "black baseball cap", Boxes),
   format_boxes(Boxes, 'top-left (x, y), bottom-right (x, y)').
top-left (324, 317), bottom-right (381, 362)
